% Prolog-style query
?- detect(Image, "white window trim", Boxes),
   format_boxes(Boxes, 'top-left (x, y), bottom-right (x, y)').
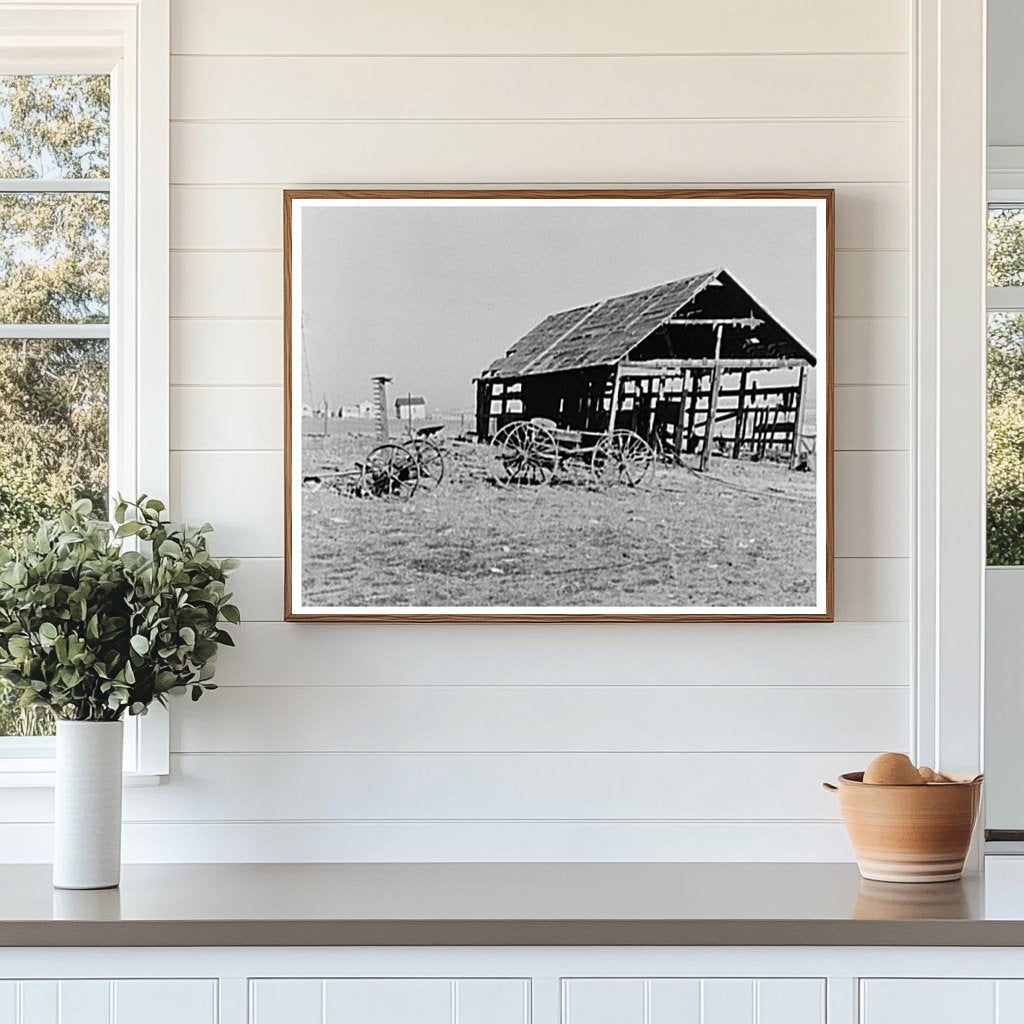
top-left (0, 0), bottom-right (169, 783)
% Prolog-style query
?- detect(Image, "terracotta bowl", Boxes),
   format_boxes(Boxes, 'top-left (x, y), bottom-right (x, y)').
top-left (823, 772), bottom-right (983, 883)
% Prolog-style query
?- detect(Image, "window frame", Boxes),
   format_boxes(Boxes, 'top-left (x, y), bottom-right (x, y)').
top-left (0, 0), bottom-right (169, 783)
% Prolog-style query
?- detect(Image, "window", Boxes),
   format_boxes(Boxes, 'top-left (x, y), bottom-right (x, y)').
top-left (0, 74), bottom-right (111, 738)
top-left (0, 2), bottom-right (169, 777)
top-left (987, 205), bottom-right (1024, 565)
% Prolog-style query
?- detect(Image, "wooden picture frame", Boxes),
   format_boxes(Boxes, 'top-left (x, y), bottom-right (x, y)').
top-left (284, 189), bottom-right (834, 622)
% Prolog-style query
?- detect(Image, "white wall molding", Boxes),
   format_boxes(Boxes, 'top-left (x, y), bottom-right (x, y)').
top-left (913, 0), bottom-right (986, 774)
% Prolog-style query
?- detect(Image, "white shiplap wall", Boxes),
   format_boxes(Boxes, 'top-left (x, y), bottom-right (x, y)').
top-left (1, 0), bottom-right (915, 862)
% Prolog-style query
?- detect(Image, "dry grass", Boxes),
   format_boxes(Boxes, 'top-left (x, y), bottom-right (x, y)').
top-left (300, 427), bottom-right (817, 609)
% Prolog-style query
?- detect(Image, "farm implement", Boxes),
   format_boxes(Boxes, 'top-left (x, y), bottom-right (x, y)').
top-left (303, 431), bottom-right (445, 500)
top-left (490, 418), bottom-right (655, 488)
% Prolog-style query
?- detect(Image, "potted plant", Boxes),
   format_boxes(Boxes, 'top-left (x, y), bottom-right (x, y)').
top-left (0, 497), bottom-right (239, 889)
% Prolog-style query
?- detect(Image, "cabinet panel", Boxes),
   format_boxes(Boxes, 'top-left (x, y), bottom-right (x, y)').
top-left (757, 980), bottom-right (825, 1024)
top-left (0, 984), bottom-right (15, 1024)
top-left (323, 980), bottom-right (451, 1024)
top-left (18, 983), bottom-right (56, 1024)
top-left (455, 980), bottom-right (529, 1024)
top-left (702, 980), bottom-right (754, 1024)
top-left (563, 978), bottom-right (824, 1024)
top-left (58, 982), bottom-right (109, 1024)
top-left (861, 981), bottom-right (997, 1024)
top-left (648, 980), bottom-right (702, 1022)
top-left (563, 980), bottom-right (645, 1024)
top-left (251, 979), bottom-right (322, 1024)
top-left (113, 981), bottom-right (217, 1024)
top-left (251, 979), bottom-right (528, 1024)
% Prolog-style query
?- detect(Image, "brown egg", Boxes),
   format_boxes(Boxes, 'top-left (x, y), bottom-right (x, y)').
top-left (863, 752), bottom-right (925, 786)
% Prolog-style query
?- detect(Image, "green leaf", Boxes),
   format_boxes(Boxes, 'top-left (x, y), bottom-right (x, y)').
top-left (158, 539), bottom-right (183, 559)
top-left (129, 634), bottom-right (150, 656)
top-left (220, 604), bottom-right (240, 625)
top-left (39, 622), bottom-right (58, 641)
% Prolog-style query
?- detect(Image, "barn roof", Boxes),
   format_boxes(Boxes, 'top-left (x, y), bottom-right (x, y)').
top-left (395, 395), bottom-right (426, 406)
top-left (481, 268), bottom-right (816, 379)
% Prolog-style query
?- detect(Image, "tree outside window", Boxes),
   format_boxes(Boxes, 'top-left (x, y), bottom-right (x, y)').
top-left (0, 75), bottom-right (110, 736)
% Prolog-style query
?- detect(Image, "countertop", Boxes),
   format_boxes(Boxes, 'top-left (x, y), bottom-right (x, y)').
top-left (5, 861), bottom-right (1024, 947)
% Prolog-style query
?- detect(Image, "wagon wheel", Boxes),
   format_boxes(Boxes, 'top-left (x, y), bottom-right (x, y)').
top-left (405, 437), bottom-right (445, 489)
top-left (361, 444), bottom-right (420, 499)
top-left (591, 430), bottom-right (656, 488)
top-left (490, 421), bottom-right (559, 486)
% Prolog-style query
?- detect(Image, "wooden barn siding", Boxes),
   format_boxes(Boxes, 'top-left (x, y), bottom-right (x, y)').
top-left (0, 0), bottom-right (915, 863)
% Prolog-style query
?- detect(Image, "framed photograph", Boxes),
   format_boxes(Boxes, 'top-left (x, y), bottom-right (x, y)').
top-left (284, 189), bottom-right (833, 622)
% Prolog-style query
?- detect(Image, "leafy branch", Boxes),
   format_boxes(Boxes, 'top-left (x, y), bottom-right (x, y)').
top-left (0, 497), bottom-right (238, 722)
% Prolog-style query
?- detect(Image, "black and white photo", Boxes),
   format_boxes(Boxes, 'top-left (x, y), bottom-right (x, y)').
top-left (284, 190), bottom-right (833, 621)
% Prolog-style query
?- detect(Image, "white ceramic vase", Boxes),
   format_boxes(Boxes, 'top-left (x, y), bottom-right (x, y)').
top-left (53, 720), bottom-right (124, 890)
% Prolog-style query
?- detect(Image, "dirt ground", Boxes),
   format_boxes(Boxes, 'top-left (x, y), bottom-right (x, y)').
top-left (300, 424), bottom-right (818, 609)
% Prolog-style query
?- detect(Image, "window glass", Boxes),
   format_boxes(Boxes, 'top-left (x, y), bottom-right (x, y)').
top-left (987, 312), bottom-right (1024, 565)
top-left (0, 192), bottom-right (109, 322)
top-left (0, 75), bottom-right (109, 179)
top-left (0, 75), bottom-right (110, 739)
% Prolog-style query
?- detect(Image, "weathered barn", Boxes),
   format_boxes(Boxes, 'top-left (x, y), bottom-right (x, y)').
top-left (475, 268), bottom-right (817, 469)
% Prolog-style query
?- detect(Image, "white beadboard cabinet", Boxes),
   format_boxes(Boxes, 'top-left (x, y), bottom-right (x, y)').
top-left (4, 949), bottom-right (1024, 1024)
top-left (0, 979), bottom-right (218, 1024)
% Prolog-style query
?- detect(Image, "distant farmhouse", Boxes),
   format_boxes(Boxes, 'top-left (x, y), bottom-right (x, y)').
top-left (395, 395), bottom-right (427, 422)
top-left (475, 268), bottom-right (816, 468)
top-left (358, 400), bottom-right (376, 419)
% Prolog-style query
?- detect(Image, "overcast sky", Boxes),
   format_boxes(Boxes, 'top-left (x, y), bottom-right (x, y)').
top-left (299, 201), bottom-right (819, 412)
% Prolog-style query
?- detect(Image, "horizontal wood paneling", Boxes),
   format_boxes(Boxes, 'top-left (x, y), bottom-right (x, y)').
top-left (171, 684), bottom-right (909, 753)
top-left (209, 621), bottom-right (910, 687)
top-left (170, 121), bottom-right (909, 186)
top-left (169, 249), bottom-right (908, 319)
top-left (833, 385), bottom-right (910, 451)
top-left (170, 183), bottom-right (909, 251)
top-left (168, 383), bottom-right (905, 453)
top-left (0, 820), bottom-right (856, 862)
top-left (170, 386), bottom-right (281, 450)
top-left (0, 0), bottom-right (909, 864)
top-left (0, 752), bottom-right (870, 822)
top-left (170, 0), bottom-right (910, 56)
top-left (170, 320), bottom-right (282, 385)
top-left (171, 54), bottom-right (909, 121)
top-left (114, 752), bottom-right (858, 821)
top-left (226, 555), bottom-right (909, 623)
top-left (834, 318), bottom-right (909, 386)
top-left (170, 451), bottom-right (282, 556)
top-left (834, 452), bottom-right (910, 558)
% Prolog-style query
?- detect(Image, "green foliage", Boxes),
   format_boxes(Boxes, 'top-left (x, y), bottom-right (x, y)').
top-left (989, 209), bottom-right (1024, 288)
top-left (988, 396), bottom-right (1024, 566)
top-left (0, 338), bottom-right (108, 518)
top-left (988, 211), bottom-right (1024, 564)
top-left (0, 497), bottom-right (239, 723)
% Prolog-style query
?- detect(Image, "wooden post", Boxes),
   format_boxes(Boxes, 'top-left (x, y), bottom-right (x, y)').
top-left (674, 370), bottom-right (689, 462)
top-left (699, 362), bottom-right (724, 472)
top-left (732, 370), bottom-right (748, 459)
top-left (606, 364), bottom-right (623, 434)
top-left (686, 370), bottom-right (702, 450)
top-left (789, 365), bottom-right (809, 469)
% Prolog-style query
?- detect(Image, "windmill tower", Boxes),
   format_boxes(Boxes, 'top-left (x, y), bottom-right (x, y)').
top-left (371, 375), bottom-right (392, 441)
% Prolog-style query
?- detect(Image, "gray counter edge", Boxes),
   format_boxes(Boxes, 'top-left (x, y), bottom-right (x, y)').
top-left (2, 919), bottom-right (1022, 948)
